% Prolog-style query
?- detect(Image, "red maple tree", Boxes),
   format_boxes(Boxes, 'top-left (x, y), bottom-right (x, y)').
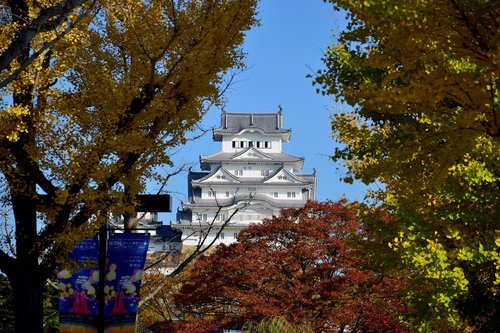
top-left (174, 201), bottom-right (408, 332)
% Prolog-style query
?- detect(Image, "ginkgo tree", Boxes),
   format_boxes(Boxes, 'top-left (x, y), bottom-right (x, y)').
top-left (0, 1), bottom-right (258, 332)
top-left (314, 0), bottom-right (499, 331)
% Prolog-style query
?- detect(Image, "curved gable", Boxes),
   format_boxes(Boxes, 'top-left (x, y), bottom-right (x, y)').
top-left (263, 167), bottom-right (310, 185)
top-left (193, 166), bottom-right (240, 184)
top-left (232, 146), bottom-right (273, 160)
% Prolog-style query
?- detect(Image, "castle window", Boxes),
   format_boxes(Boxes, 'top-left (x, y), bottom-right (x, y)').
top-left (264, 141), bottom-right (271, 148)
top-left (261, 170), bottom-right (269, 176)
top-left (232, 141), bottom-right (237, 148)
top-left (208, 190), bottom-right (216, 197)
top-left (287, 192), bottom-right (296, 198)
top-left (271, 192), bottom-right (278, 198)
top-left (225, 191), bottom-right (230, 197)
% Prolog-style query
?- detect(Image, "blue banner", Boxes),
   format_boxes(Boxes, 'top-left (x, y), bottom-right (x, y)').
top-left (104, 233), bottom-right (150, 333)
top-left (57, 237), bottom-right (99, 333)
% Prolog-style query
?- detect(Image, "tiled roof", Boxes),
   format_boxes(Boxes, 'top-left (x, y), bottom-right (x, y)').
top-left (183, 193), bottom-right (309, 209)
top-left (153, 225), bottom-right (182, 242)
top-left (193, 165), bottom-right (240, 183)
top-left (192, 177), bottom-right (313, 187)
top-left (187, 171), bottom-right (209, 201)
top-left (200, 150), bottom-right (304, 170)
top-left (213, 111), bottom-right (291, 140)
top-left (262, 166), bottom-right (309, 184)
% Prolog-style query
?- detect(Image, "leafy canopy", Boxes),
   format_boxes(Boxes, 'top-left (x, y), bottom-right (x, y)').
top-left (315, 0), bottom-right (499, 331)
top-left (0, 0), bottom-right (257, 269)
top-left (0, 1), bottom-right (257, 331)
top-left (174, 201), bottom-right (407, 333)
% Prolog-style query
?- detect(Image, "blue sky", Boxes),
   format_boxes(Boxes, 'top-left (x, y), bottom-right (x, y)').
top-left (160, 0), bottom-right (370, 222)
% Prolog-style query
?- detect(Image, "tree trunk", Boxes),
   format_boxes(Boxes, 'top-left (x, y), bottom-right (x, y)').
top-left (10, 262), bottom-right (45, 333)
top-left (9, 172), bottom-right (45, 333)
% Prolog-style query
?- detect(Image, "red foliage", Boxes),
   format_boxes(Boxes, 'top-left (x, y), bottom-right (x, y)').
top-left (174, 201), bottom-right (408, 332)
top-left (149, 319), bottom-right (217, 333)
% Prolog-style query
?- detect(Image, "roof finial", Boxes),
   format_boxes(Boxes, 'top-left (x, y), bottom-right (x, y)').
top-left (276, 105), bottom-right (283, 129)
top-left (222, 108), bottom-right (227, 128)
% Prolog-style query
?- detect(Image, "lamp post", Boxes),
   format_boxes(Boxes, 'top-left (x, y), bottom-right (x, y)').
top-left (95, 194), bottom-right (171, 333)
top-left (40, 193), bottom-right (171, 331)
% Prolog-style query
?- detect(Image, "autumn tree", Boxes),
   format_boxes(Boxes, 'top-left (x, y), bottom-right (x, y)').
top-left (314, 0), bottom-right (499, 331)
top-left (0, 0), bottom-right (258, 332)
top-left (174, 201), bottom-right (408, 333)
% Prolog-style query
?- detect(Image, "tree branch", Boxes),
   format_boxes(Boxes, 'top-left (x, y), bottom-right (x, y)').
top-left (139, 202), bottom-right (247, 307)
top-left (1, 0), bottom-right (91, 81)
top-left (0, 2), bottom-right (96, 89)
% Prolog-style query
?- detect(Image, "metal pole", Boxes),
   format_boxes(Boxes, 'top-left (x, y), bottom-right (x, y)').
top-left (97, 224), bottom-right (107, 333)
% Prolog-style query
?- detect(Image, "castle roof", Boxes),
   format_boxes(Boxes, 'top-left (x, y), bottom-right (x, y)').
top-left (213, 111), bottom-right (291, 141)
top-left (182, 193), bottom-right (309, 210)
top-left (153, 225), bottom-right (182, 242)
top-left (200, 147), bottom-right (304, 170)
top-left (191, 166), bottom-right (314, 187)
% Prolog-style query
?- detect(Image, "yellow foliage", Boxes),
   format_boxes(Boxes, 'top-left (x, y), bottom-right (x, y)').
top-left (0, 1), bottom-right (257, 329)
top-left (317, 0), bottom-right (499, 330)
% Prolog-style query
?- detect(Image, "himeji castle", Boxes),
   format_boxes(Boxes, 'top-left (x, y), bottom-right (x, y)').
top-left (175, 111), bottom-right (316, 246)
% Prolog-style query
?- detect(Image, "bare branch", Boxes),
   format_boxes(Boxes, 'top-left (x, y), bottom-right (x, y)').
top-left (138, 196), bottom-right (253, 307)
top-left (46, 278), bottom-right (58, 290)
top-left (1, 210), bottom-right (16, 257)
